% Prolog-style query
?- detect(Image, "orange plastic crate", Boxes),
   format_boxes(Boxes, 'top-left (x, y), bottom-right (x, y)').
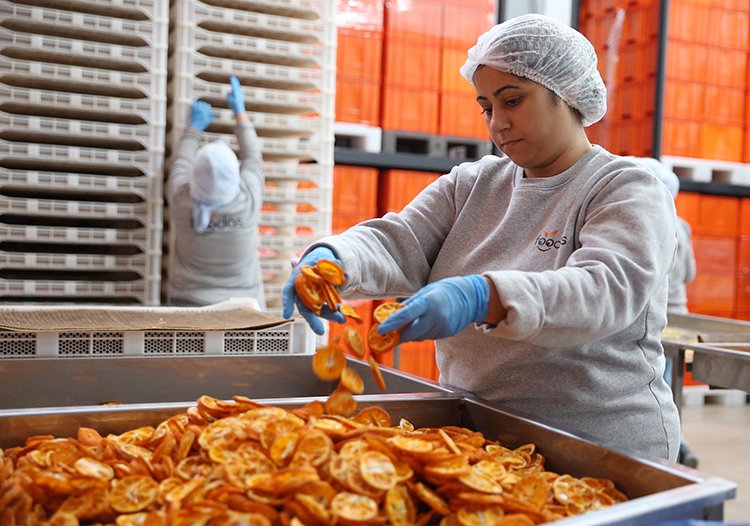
top-left (441, 48), bottom-right (476, 95)
top-left (712, 8), bottom-right (750, 50)
top-left (439, 91), bottom-right (487, 140)
top-left (612, 80), bottom-right (656, 121)
top-left (705, 46), bottom-right (747, 89)
top-left (692, 235), bottom-right (737, 273)
top-left (332, 209), bottom-right (379, 235)
top-left (379, 169), bottom-right (442, 214)
top-left (686, 272), bottom-right (736, 311)
top-left (675, 191), bottom-right (700, 230)
top-left (381, 85), bottom-right (439, 134)
top-left (668, 1), bottom-right (708, 44)
top-left (695, 194), bottom-right (740, 237)
top-left (699, 124), bottom-right (743, 162)
top-left (661, 119), bottom-right (701, 157)
top-left (739, 198), bottom-right (750, 236)
top-left (737, 276), bottom-right (750, 312)
top-left (607, 118), bottom-right (653, 157)
top-left (333, 165), bottom-right (379, 214)
top-left (744, 128), bottom-right (750, 164)
top-left (736, 236), bottom-right (750, 275)
top-left (666, 40), bottom-right (709, 83)
top-left (442, 4), bottom-right (494, 50)
top-left (399, 341), bottom-right (438, 381)
top-left (336, 29), bottom-right (383, 82)
top-left (618, 42), bottom-right (658, 83)
top-left (704, 85), bottom-right (745, 127)
top-left (384, 0), bottom-right (443, 47)
top-left (335, 76), bottom-right (380, 126)
top-left (383, 39), bottom-right (441, 89)
top-left (336, 0), bottom-right (384, 31)
top-left (622, 3), bottom-right (660, 45)
top-left (663, 81), bottom-right (705, 121)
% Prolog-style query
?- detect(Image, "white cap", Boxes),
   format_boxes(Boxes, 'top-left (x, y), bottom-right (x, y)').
top-left (460, 14), bottom-right (607, 127)
top-left (189, 140), bottom-right (240, 233)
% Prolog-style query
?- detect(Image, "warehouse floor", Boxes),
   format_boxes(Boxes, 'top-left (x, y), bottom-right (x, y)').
top-left (681, 402), bottom-right (750, 522)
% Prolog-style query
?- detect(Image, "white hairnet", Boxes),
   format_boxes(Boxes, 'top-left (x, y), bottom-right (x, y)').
top-left (460, 14), bottom-right (607, 127)
top-left (189, 140), bottom-right (240, 233)
top-left (629, 157), bottom-right (680, 199)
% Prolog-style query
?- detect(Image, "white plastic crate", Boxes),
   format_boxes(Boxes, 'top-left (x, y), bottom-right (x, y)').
top-left (19, 0), bottom-right (167, 19)
top-left (174, 0), bottom-right (332, 45)
top-left (0, 224), bottom-right (162, 253)
top-left (0, 169), bottom-right (162, 203)
top-left (0, 251), bottom-right (160, 279)
top-left (263, 184), bottom-right (327, 205)
top-left (169, 51), bottom-right (326, 92)
top-left (258, 233), bottom-right (323, 252)
top-left (197, 0), bottom-right (328, 21)
top-left (0, 112), bottom-right (165, 153)
top-left (260, 257), bottom-right (292, 275)
top-left (169, 24), bottom-right (332, 69)
top-left (263, 161), bottom-right (330, 183)
top-left (0, 277), bottom-right (160, 305)
top-left (0, 319), bottom-right (314, 358)
top-left (0, 84), bottom-right (166, 126)
top-left (0, 140), bottom-right (164, 177)
top-left (0, 56), bottom-right (167, 101)
top-left (0, 195), bottom-right (162, 224)
top-left (0, 0), bottom-right (167, 49)
top-left (0, 28), bottom-right (166, 74)
top-left (660, 155), bottom-right (750, 185)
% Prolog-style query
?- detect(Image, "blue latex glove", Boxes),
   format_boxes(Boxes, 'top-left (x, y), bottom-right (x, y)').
top-left (282, 246), bottom-right (347, 335)
top-left (377, 275), bottom-right (490, 342)
top-left (189, 100), bottom-right (216, 131)
top-left (226, 75), bottom-right (245, 116)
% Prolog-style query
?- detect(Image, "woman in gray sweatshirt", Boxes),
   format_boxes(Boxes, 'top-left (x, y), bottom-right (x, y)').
top-left (284, 15), bottom-right (680, 461)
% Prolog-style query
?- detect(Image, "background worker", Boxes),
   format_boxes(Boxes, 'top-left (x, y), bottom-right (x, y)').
top-left (167, 76), bottom-right (266, 309)
top-left (283, 15), bottom-right (681, 461)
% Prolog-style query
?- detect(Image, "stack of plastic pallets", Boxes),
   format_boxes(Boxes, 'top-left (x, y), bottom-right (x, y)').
top-left (0, 0), bottom-right (167, 305)
top-left (166, 0), bottom-right (336, 316)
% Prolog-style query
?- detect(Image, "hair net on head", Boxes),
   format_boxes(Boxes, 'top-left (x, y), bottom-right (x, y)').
top-left (189, 140), bottom-right (240, 233)
top-left (460, 14), bottom-right (607, 127)
top-left (628, 156), bottom-right (680, 199)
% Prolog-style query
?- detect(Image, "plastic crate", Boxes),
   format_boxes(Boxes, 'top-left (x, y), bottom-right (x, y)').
top-left (168, 24), bottom-right (333, 69)
top-left (0, 28), bottom-right (166, 74)
top-left (0, 251), bottom-right (159, 279)
top-left (0, 0), bottom-right (167, 49)
top-left (0, 195), bottom-right (161, 224)
top-left (169, 51), bottom-right (327, 93)
top-left (0, 277), bottom-right (160, 305)
top-left (29, 0), bottom-right (167, 19)
top-left (0, 112), bottom-right (165, 153)
top-left (263, 184), bottom-right (327, 205)
top-left (174, 0), bottom-right (333, 45)
top-left (0, 169), bottom-right (162, 203)
top-left (257, 234), bottom-right (322, 253)
top-left (0, 140), bottom-right (164, 177)
top-left (263, 161), bottom-right (330, 183)
top-left (0, 56), bottom-right (167, 102)
top-left (191, 0), bottom-right (328, 22)
top-left (0, 84), bottom-right (166, 126)
top-left (0, 224), bottom-right (162, 253)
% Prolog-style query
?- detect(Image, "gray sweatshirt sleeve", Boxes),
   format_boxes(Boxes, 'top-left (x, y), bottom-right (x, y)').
top-left (486, 169), bottom-right (678, 347)
top-left (235, 119), bottom-right (264, 214)
top-left (167, 127), bottom-right (202, 201)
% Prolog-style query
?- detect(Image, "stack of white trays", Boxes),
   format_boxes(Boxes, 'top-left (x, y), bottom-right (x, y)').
top-left (0, 0), bottom-right (168, 305)
top-left (166, 0), bottom-right (336, 317)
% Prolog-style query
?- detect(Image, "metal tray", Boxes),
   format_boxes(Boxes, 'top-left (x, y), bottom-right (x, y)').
top-left (0, 354), bottom-right (447, 409)
top-left (0, 394), bottom-right (736, 525)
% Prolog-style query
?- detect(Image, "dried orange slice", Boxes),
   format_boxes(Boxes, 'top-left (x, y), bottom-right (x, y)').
top-left (300, 265), bottom-right (326, 284)
top-left (342, 327), bottom-right (365, 358)
top-left (552, 474), bottom-right (597, 513)
top-left (459, 469), bottom-right (505, 494)
top-left (49, 513), bottom-right (79, 526)
top-left (340, 304), bottom-right (363, 324)
top-left (457, 504), bottom-right (506, 526)
top-left (423, 456), bottom-right (472, 479)
top-left (317, 259), bottom-right (345, 286)
top-left (340, 367), bottom-right (364, 394)
top-left (369, 324), bottom-right (400, 354)
top-left (352, 406), bottom-right (392, 427)
top-left (413, 482), bottom-right (451, 515)
top-left (373, 302), bottom-right (405, 323)
top-left (110, 475), bottom-right (158, 513)
top-left (74, 457), bottom-right (114, 481)
top-left (493, 514), bottom-right (535, 526)
top-left (77, 428), bottom-right (103, 447)
top-left (385, 484), bottom-right (417, 526)
top-left (330, 492), bottom-right (378, 521)
top-left (269, 431), bottom-right (300, 466)
top-left (389, 435), bottom-right (434, 454)
top-left (367, 355), bottom-right (387, 391)
top-left (312, 345), bottom-right (346, 381)
top-left (322, 281), bottom-right (343, 310)
top-left (511, 472), bottom-right (548, 509)
top-left (57, 491), bottom-right (94, 519)
top-left (360, 451), bottom-right (397, 490)
top-left (325, 389), bottom-right (358, 417)
top-left (292, 430), bottom-right (333, 467)
top-left (295, 274), bottom-right (324, 314)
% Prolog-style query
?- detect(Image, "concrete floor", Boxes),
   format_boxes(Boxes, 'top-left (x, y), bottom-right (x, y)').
top-left (681, 403), bottom-right (750, 523)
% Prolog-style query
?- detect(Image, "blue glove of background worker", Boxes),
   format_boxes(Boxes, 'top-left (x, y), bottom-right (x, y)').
top-left (189, 100), bottom-right (216, 131)
top-left (282, 246), bottom-right (347, 335)
top-left (378, 275), bottom-right (490, 342)
top-left (226, 75), bottom-right (245, 116)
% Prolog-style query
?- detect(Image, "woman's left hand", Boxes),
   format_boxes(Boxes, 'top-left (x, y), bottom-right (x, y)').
top-left (377, 275), bottom-right (490, 342)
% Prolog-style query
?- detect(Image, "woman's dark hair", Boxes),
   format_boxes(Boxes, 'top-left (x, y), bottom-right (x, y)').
top-left (547, 88), bottom-right (584, 125)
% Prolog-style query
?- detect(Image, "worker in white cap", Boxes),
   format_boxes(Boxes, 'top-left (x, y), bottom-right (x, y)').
top-left (284, 15), bottom-right (680, 462)
top-left (167, 76), bottom-right (266, 310)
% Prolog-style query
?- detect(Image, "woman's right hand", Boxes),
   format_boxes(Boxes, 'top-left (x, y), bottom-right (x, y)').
top-left (189, 100), bottom-right (216, 131)
top-left (282, 246), bottom-right (347, 335)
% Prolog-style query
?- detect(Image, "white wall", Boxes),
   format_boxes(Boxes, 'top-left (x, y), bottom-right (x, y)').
top-left (502, 0), bottom-right (574, 27)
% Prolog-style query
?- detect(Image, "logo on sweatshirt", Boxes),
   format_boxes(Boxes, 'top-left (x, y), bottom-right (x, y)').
top-left (535, 230), bottom-right (567, 252)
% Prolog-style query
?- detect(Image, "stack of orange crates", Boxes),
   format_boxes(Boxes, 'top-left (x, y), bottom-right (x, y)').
top-left (663, 1), bottom-right (748, 161)
top-left (381, 0), bottom-right (442, 134)
top-left (378, 169), bottom-right (442, 215)
top-left (439, 0), bottom-right (495, 139)
top-left (335, 0), bottom-right (384, 126)
top-left (331, 165), bottom-right (379, 235)
top-left (579, 0), bottom-right (660, 157)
